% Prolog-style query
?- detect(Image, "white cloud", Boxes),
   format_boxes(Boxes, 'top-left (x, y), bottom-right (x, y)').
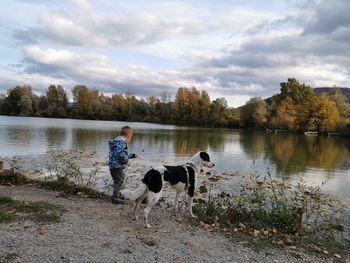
top-left (1, 0), bottom-right (350, 107)
top-left (69, 0), bottom-right (93, 13)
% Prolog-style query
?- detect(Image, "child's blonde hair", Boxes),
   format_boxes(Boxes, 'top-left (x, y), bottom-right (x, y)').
top-left (121, 126), bottom-right (133, 142)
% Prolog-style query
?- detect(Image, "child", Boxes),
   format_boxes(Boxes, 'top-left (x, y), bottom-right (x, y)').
top-left (108, 126), bottom-right (137, 204)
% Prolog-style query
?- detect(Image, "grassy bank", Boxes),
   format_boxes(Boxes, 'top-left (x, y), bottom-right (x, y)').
top-left (0, 195), bottom-right (63, 223)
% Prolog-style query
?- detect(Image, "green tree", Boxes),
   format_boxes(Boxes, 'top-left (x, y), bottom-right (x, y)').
top-left (279, 78), bottom-right (313, 105)
top-left (240, 97), bottom-right (267, 128)
top-left (0, 93), bottom-right (6, 113)
top-left (46, 85), bottom-right (68, 118)
top-left (72, 85), bottom-right (90, 118)
top-left (5, 85), bottom-right (34, 116)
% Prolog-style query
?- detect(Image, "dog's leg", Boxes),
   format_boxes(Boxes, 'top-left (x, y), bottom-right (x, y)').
top-left (134, 192), bottom-right (147, 220)
top-left (144, 191), bottom-right (161, 229)
top-left (188, 195), bottom-right (197, 218)
top-left (174, 191), bottom-right (181, 211)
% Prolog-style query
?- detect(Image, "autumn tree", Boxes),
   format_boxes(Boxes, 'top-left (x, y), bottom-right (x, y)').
top-left (329, 87), bottom-right (350, 118)
top-left (175, 87), bottom-right (191, 124)
top-left (276, 97), bottom-right (298, 131)
top-left (299, 94), bottom-right (340, 132)
top-left (71, 85), bottom-right (101, 119)
top-left (174, 87), bottom-right (212, 126)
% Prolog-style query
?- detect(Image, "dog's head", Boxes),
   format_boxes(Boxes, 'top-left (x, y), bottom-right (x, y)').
top-left (198, 151), bottom-right (215, 168)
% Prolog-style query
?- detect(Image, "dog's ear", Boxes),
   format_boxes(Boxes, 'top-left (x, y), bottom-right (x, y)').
top-left (199, 151), bottom-right (210, 162)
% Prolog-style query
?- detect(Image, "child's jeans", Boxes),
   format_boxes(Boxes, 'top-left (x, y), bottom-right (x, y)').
top-left (110, 168), bottom-right (125, 200)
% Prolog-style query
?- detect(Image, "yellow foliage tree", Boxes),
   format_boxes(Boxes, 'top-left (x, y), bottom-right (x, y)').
top-left (300, 94), bottom-right (340, 132)
top-left (276, 97), bottom-right (298, 131)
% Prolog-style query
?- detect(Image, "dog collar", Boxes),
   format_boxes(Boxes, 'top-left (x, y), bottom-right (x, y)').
top-left (185, 162), bottom-right (199, 173)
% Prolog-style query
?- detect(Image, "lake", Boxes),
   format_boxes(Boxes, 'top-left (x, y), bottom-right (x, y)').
top-left (1, 116), bottom-right (350, 197)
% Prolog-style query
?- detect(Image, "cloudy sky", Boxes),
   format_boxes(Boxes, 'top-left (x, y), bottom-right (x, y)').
top-left (0, 0), bottom-right (349, 106)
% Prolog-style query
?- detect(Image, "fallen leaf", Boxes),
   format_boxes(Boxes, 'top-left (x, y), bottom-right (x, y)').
top-left (184, 242), bottom-right (193, 248)
top-left (263, 230), bottom-right (269, 236)
top-left (276, 239), bottom-right (284, 246)
top-left (202, 179), bottom-right (209, 185)
top-left (202, 224), bottom-right (210, 230)
top-left (37, 227), bottom-right (45, 235)
top-left (272, 227), bottom-right (278, 234)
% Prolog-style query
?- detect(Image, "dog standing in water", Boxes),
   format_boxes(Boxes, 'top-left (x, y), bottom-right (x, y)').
top-left (121, 151), bottom-right (215, 228)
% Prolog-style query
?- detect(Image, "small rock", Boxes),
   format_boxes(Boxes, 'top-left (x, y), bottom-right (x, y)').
top-left (239, 223), bottom-right (246, 229)
top-left (253, 229), bottom-right (260, 237)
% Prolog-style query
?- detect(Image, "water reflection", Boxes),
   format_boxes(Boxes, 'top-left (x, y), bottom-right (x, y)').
top-left (239, 132), bottom-right (350, 177)
top-left (7, 127), bottom-right (32, 147)
top-left (45, 128), bottom-right (67, 148)
top-left (1, 116), bottom-right (350, 197)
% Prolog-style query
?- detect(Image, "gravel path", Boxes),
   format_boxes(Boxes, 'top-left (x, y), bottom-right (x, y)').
top-left (0, 185), bottom-right (320, 263)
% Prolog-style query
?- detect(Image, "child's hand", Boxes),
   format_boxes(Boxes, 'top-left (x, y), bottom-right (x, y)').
top-left (127, 160), bottom-right (133, 166)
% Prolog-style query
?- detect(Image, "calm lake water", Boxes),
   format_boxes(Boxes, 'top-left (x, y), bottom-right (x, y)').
top-left (1, 116), bottom-right (350, 197)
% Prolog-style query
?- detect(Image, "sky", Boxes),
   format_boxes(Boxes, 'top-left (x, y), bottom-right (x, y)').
top-left (0, 0), bottom-right (349, 107)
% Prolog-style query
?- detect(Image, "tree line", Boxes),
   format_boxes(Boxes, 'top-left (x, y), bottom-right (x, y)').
top-left (0, 78), bottom-right (349, 133)
top-left (240, 78), bottom-right (350, 133)
top-left (0, 84), bottom-right (239, 127)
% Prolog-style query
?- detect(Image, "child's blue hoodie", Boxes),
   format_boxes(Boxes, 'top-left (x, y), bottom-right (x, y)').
top-left (108, 136), bottom-right (135, 169)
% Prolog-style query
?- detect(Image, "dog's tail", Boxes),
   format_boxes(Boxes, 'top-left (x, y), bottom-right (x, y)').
top-left (121, 183), bottom-right (147, 201)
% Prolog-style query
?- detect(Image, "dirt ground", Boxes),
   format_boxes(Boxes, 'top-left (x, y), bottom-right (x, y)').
top-left (0, 185), bottom-right (321, 263)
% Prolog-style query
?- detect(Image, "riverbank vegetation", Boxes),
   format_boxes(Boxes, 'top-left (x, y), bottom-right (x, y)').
top-left (0, 78), bottom-right (349, 133)
top-left (194, 169), bottom-right (350, 259)
top-left (1, 151), bottom-right (350, 260)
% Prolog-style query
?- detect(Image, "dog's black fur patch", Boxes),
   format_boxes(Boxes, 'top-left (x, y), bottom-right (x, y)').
top-left (163, 165), bottom-right (189, 185)
top-left (143, 169), bottom-right (162, 193)
top-left (200, 151), bottom-right (210, 162)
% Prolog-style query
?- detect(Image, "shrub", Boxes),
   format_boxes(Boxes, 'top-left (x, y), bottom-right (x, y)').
top-left (194, 168), bottom-right (348, 235)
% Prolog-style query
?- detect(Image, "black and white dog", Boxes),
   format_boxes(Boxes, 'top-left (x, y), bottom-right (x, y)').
top-left (121, 151), bottom-right (215, 228)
